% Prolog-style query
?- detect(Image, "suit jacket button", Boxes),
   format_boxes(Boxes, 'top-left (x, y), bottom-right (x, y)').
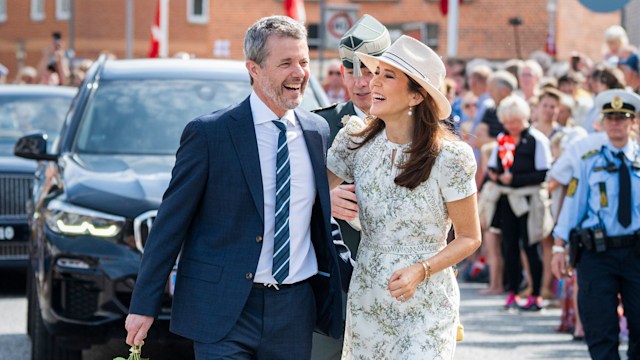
top-left (256, 236), bottom-right (263, 243)
top-left (246, 272), bottom-right (253, 280)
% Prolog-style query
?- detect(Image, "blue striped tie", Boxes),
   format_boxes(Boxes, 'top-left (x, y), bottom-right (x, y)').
top-left (272, 120), bottom-right (290, 283)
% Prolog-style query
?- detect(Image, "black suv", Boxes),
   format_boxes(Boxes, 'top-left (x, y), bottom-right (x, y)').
top-left (15, 56), bottom-right (329, 359)
top-left (0, 85), bottom-right (76, 269)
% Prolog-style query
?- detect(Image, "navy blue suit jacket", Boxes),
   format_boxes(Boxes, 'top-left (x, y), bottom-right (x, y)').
top-left (129, 97), bottom-right (348, 343)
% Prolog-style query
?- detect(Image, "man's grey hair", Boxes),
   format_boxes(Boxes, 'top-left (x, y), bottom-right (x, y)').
top-left (244, 16), bottom-right (307, 66)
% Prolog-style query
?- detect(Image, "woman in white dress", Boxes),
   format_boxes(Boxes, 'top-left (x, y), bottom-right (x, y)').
top-left (327, 35), bottom-right (482, 359)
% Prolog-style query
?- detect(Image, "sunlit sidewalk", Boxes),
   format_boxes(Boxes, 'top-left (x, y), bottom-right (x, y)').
top-left (455, 282), bottom-right (628, 360)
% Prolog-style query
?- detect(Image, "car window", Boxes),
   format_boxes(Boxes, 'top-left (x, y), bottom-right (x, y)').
top-left (0, 96), bottom-right (71, 156)
top-left (75, 78), bottom-right (325, 155)
top-left (75, 79), bottom-right (250, 155)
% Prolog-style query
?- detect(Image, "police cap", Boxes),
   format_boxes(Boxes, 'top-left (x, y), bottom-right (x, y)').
top-left (594, 89), bottom-right (640, 118)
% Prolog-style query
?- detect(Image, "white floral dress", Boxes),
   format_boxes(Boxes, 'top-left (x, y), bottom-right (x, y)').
top-left (327, 117), bottom-right (477, 360)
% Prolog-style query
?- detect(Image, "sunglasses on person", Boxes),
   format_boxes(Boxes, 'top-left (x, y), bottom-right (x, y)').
top-left (464, 102), bottom-right (477, 109)
top-left (328, 70), bottom-right (341, 76)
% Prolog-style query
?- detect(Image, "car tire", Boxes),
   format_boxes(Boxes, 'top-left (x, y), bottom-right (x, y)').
top-left (30, 275), bottom-right (83, 360)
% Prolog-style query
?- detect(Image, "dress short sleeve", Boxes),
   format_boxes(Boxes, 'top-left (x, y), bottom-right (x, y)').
top-left (327, 116), bottom-right (366, 183)
top-left (438, 140), bottom-right (477, 202)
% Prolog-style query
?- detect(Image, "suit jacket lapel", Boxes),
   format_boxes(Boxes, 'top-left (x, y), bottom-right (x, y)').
top-left (296, 110), bottom-right (330, 218)
top-left (227, 97), bottom-right (264, 222)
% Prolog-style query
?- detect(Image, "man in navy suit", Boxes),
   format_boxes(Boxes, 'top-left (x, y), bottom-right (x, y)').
top-left (125, 16), bottom-right (350, 359)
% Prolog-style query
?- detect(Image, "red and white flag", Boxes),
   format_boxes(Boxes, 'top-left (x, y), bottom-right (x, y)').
top-left (148, 0), bottom-right (160, 58)
top-left (284, 0), bottom-right (306, 23)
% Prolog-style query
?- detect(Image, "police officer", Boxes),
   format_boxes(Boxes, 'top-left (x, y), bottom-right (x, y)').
top-left (311, 15), bottom-right (390, 360)
top-left (552, 89), bottom-right (640, 360)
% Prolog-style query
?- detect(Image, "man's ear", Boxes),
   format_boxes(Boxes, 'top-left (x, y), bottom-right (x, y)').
top-left (246, 60), bottom-right (259, 80)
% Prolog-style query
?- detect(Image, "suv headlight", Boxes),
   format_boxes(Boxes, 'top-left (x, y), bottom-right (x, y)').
top-left (45, 199), bottom-right (125, 237)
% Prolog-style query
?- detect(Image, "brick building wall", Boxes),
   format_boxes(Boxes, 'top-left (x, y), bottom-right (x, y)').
top-left (0, 0), bottom-right (624, 82)
top-left (555, 0), bottom-right (620, 62)
top-left (623, 0), bottom-right (640, 49)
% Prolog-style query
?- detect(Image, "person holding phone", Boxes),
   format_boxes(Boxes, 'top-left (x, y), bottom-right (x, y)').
top-left (37, 31), bottom-right (71, 85)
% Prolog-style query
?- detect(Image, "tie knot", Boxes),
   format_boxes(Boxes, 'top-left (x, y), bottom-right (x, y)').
top-left (616, 151), bottom-right (627, 162)
top-left (272, 120), bottom-right (287, 132)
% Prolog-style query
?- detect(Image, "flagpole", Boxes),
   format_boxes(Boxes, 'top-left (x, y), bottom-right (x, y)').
top-left (447, 0), bottom-right (459, 57)
top-left (319, 0), bottom-right (326, 77)
top-left (125, 0), bottom-right (133, 59)
top-left (159, 0), bottom-right (169, 58)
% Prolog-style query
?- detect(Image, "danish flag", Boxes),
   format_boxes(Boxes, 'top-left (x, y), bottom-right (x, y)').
top-left (148, 0), bottom-right (160, 58)
top-left (284, 0), bottom-right (306, 23)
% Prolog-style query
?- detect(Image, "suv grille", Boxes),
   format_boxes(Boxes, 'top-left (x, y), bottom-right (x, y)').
top-left (0, 175), bottom-right (33, 220)
top-left (133, 210), bottom-right (157, 252)
top-left (0, 242), bottom-right (29, 260)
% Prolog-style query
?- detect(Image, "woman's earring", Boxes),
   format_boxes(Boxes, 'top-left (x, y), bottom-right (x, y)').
top-left (408, 107), bottom-right (413, 117)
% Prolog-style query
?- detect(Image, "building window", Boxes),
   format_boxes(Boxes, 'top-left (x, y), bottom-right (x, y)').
top-left (0, 0), bottom-right (7, 23)
top-left (56, 0), bottom-right (70, 21)
top-left (187, 0), bottom-right (209, 24)
top-left (31, 0), bottom-right (45, 21)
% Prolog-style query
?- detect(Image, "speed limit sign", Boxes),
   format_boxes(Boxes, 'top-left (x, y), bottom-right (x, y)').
top-left (323, 5), bottom-right (359, 48)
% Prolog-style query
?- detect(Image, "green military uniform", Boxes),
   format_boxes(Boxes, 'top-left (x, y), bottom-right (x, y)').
top-left (313, 102), bottom-right (356, 159)
top-left (313, 101), bottom-right (360, 254)
top-left (311, 14), bottom-right (390, 360)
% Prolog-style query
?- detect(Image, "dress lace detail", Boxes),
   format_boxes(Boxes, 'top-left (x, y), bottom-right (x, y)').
top-left (327, 118), bottom-right (477, 359)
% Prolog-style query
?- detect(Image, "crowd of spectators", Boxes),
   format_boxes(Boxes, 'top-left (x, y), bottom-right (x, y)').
top-left (448, 24), bottom-right (639, 342)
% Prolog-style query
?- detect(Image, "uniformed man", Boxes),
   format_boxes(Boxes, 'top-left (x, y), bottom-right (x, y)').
top-left (552, 89), bottom-right (640, 360)
top-left (311, 15), bottom-right (390, 360)
top-left (313, 14), bottom-right (390, 257)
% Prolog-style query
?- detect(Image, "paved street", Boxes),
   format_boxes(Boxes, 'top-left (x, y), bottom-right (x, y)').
top-left (0, 270), bottom-right (629, 360)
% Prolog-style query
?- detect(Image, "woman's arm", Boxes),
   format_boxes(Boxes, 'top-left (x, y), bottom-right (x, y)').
top-left (428, 193), bottom-right (482, 273)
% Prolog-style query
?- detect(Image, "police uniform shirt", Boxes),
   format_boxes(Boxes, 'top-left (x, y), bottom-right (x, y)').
top-left (549, 132), bottom-right (608, 186)
top-left (553, 140), bottom-right (640, 241)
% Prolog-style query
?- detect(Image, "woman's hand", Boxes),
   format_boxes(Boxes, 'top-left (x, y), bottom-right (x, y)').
top-left (487, 169), bottom-right (498, 182)
top-left (387, 263), bottom-right (425, 302)
top-left (498, 172), bottom-right (513, 185)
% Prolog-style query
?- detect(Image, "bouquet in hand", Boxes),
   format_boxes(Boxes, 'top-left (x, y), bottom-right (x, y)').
top-left (114, 341), bottom-right (148, 360)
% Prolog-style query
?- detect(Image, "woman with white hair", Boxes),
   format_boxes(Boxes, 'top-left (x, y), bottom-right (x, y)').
top-left (483, 95), bottom-right (553, 311)
top-left (327, 35), bottom-right (481, 358)
top-left (603, 25), bottom-right (635, 65)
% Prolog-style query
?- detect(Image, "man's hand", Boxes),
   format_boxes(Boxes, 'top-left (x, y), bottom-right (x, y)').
top-left (551, 252), bottom-right (567, 280)
top-left (125, 314), bottom-right (154, 346)
top-left (330, 184), bottom-right (358, 221)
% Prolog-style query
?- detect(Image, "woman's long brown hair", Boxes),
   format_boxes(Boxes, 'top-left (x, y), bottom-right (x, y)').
top-left (350, 76), bottom-right (454, 190)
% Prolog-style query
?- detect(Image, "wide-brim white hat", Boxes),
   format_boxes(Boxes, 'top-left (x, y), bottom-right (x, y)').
top-left (356, 35), bottom-right (451, 120)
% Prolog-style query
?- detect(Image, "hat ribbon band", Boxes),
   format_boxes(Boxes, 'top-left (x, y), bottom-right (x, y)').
top-left (382, 51), bottom-right (431, 85)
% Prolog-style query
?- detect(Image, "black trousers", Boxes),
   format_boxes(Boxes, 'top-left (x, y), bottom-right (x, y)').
top-left (497, 196), bottom-right (542, 297)
top-left (578, 248), bottom-right (640, 360)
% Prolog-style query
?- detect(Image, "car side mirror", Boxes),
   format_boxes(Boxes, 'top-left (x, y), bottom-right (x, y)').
top-left (14, 132), bottom-right (58, 161)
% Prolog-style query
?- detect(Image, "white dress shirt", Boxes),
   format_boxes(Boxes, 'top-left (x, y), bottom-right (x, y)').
top-left (250, 92), bottom-right (318, 284)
